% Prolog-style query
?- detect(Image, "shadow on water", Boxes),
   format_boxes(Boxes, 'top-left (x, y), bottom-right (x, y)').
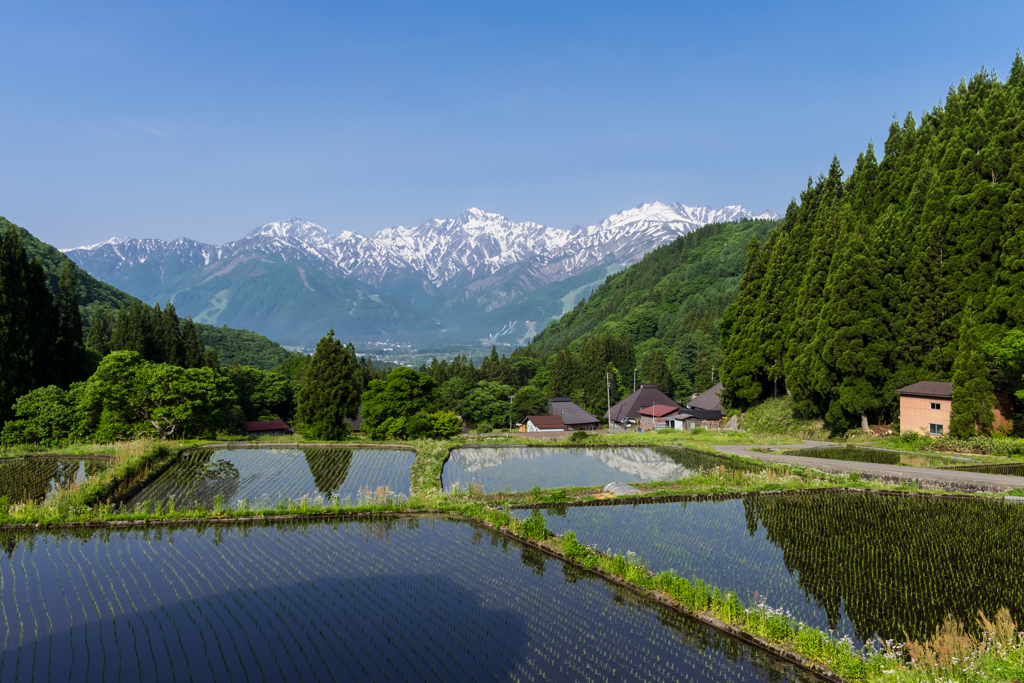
top-left (0, 518), bottom-right (822, 683)
top-left (303, 448), bottom-right (354, 495)
top-left (520, 491), bottom-right (1024, 645)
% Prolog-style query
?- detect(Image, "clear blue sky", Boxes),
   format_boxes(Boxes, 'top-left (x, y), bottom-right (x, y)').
top-left (2, 0), bottom-right (1022, 247)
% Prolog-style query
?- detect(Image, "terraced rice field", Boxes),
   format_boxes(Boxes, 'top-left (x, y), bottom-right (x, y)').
top-left (0, 458), bottom-right (110, 504)
top-left (783, 447), bottom-right (901, 465)
top-left (0, 519), bottom-right (820, 682)
top-left (941, 461), bottom-right (1024, 477)
top-left (443, 446), bottom-right (757, 493)
top-left (125, 447), bottom-right (413, 509)
top-left (514, 491), bottom-right (1024, 644)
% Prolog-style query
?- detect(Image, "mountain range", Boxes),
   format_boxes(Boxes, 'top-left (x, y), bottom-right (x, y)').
top-left (64, 202), bottom-right (779, 346)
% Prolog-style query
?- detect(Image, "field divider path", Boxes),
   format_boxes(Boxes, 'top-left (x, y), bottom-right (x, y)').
top-left (714, 441), bottom-right (1024, 492)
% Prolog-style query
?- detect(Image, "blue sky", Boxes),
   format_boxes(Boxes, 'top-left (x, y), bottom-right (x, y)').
top-left (2, 0), bottom-right (1022, 247)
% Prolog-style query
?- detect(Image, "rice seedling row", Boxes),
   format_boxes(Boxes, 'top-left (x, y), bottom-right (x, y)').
top-left (124, 448), bottom-right (414, 510)
top-left (940, 461), bottom-right (1024, 477)
top-left (0, 519), bottom-right (821, 682)
top-left (782, 448), bottom-right (902, 465)
top-left (0, 459), bottom-right (110, 505)
top-left (515, 491), bottom-right (1024, 645)
top-left (443, 446), bottom-right (758, 493)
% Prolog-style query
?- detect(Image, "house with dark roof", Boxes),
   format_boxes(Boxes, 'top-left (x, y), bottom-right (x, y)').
top-left (524, 415), bottom-right (566, 432)
top-left (687, 382), bottom-right (724, 413)
top-left (548, 397), bottom-right (600, 430)
top-left (243, 420), bottom-right (294, 436)
top-left (605, 384), bottom-right (680, 430)
top-left (665, 408), bottom-right (723, 431)
top-left (896, 381), bottom-right (1013, 436)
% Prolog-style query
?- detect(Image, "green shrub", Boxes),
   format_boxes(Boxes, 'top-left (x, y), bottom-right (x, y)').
top-left (521, 509), bottom-right (549, 540)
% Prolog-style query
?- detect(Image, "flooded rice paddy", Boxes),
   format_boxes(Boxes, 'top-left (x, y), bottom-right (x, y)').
top-left (443, 446), bottom-right (757, 493)
top-left (514, 491), bottom-right (1024, 644)
top-left (783, 448), bottom-right (901, 465)
top-left (0, 518), bottom-right (820, 683)
top-left (125, 448), bottom-right (413, 509)
top-left (940, 461), bottom-right (1024, 477)
top-left (0, 458), bottom-right (110, 504)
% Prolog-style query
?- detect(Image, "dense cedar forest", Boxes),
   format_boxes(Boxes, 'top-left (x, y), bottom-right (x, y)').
top-left (722, 56), bottom-right (1024, 433)
top-left (527, 218), bottom-right (777, 405)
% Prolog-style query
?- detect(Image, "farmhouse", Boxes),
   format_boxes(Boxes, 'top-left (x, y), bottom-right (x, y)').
top-left (606, 384), bottom-right (680, 431)
top-left (243, 419), bottom-right (294, 436)
top-left (687, 382), bottom-right (724, 412)
top-left (548, 397), bottom-right (600, 430)
top-left (895, 381), bottom-right (1013, 436)
top-left (524, 415), bottom-right (566, 432)
top-left (637, 404), bottom-right (679, 431)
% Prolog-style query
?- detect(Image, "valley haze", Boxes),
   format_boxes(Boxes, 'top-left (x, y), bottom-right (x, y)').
top-left (64, 202), bottom-right (779, 350)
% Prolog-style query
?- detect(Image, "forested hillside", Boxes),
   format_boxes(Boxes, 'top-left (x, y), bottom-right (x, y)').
top-left (528, 218), bottom-right (776, 404)
top-left (722, 55), bottom-right (1024, 434)
top-left (0, 216), bottom-right (292, 370)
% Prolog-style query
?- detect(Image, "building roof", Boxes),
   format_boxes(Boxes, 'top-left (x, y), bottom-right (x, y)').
top-left (605, 384), bottom-right (680, 423)
top-left (526, 415), bottom-right (566, 430)
top-left (895, 381), bottom-right (952, 399)
top-left (687, 382), bottom-right (724, 412)
top-left (638, 404), bottom-right (680, 418)
top-left (244, 420), bottom-right (292, 432)
top-left (673, 409), bottom-right (723, 421)
top-left (549, 399), bottom-right (600, 425)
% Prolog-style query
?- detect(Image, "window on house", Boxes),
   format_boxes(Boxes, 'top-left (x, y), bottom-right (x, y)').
top-left (929, 423), bottom-right (943, 436)
top-left (930, 402), bottom-right (941, 410)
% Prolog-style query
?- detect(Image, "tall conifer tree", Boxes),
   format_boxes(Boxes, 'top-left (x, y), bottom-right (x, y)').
top-left (296, 329), bottom-right (359, 440)
top-left (950, 304), bottom-right (995, 437)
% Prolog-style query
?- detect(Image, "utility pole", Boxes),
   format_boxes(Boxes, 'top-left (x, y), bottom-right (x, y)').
top-left (508, 394), bottom-right (515, 431)
top-left (711, 366), bottom-right (716, 383)
top-left (606, 373), bottom-right (612, 434)
top-left (633, 367), bottom-right (637, 393)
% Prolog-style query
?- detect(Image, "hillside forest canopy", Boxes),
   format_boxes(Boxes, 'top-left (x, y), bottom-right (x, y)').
top-left (722, 55), bottom-right (1024, 436)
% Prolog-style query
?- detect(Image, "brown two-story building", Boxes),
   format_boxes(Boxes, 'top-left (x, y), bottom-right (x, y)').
top-left (895, 381), bottom-right (1013, 436)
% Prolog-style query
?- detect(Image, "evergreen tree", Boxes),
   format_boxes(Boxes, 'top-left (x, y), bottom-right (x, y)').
top-left (157, 302), bottom-right (184, 366)
top-left (86, 306), bottom-right (115, 357)
top-left (640, 349), bottom-right (673, 397)
top-left (181, 318), bottom-right (205, 369)
top-left (721, 238), bottom-right (767, 406)
top-left (296, 329), bottom-right (359, 440)
top-left (547, 348), bottom-right (577, 398)
top-left (55, 262), bottom-right (87, 387)
top-left (950, 304), bottom-right (995, 437)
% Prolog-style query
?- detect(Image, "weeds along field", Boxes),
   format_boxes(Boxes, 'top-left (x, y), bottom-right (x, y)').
top-left (443, 446), bottom-right (761, 493)
top-left (513, 491), bottom-right (1024, 646)
top-left (0, 518), bottom-right (821, 683)
top-left (123, 447), bottom-right (415, 510)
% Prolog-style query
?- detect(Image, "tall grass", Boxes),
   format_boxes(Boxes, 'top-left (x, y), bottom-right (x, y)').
top-left (740, 397), bottom-right (832, 440)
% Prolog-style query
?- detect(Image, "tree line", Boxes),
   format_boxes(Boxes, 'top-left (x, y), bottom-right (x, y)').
top-left (721, 55), bottom-right (1024, 436)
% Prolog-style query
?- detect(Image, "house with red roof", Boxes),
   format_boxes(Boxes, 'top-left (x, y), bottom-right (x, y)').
top-left (243, 420), bottom-right (294, 436)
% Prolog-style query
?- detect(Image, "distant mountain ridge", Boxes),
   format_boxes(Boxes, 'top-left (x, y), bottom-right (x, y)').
top-left (64, 202), bottom-right (779, 344)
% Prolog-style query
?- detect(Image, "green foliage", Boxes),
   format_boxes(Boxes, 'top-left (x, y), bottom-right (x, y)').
top-left (739, 396), bottom-right (829, 440)
top-left (0, 384), bottom-right (91, 446)
top-left (227, 364), bottom-right (296, 421)
top-left (361, 367), bottom-right (437, 440)
top-left (192, 323), bottom-right (292, 370)
top-left (530, 218), bottom-right (776, 400)
top-left (520, 509), bottom-right (550, 540)
top-left (296, 330), bottom-right (359, 440)
top-left (950, 304), bottom-right (996, 437)
top-left (722, 57), bottom-right (1024, 430)
top-left (84, 351), bottom-right (237, 440)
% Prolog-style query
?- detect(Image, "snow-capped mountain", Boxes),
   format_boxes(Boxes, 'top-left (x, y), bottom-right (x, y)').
top-left (63, 202), bottom-right (779, 342)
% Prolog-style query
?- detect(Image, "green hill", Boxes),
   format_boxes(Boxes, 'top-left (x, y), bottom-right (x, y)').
top-left (529, 218), bottom-right (777, 399)
top-left (1, 216), bottom-right (293, 370)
